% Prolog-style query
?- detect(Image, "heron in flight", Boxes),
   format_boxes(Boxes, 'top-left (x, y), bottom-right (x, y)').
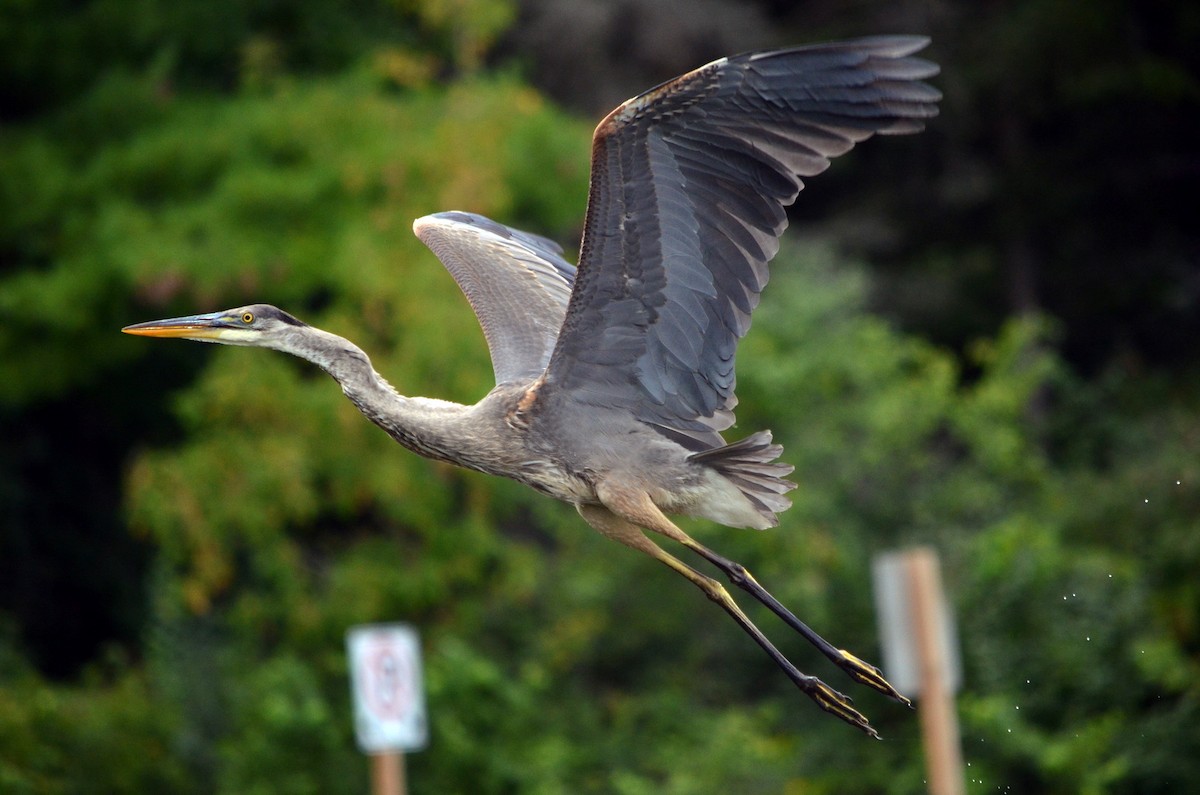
top-left (125, 36), bottom-right (940, 736)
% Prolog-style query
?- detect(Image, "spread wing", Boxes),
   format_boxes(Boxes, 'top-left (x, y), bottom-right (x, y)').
top-left (540, 36), bottom-right (940, 439)
top-left (413, 211), bottom-right (576, 385)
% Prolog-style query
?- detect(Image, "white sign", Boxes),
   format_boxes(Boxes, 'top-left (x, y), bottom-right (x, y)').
top-left (347, 624), bottom-right (428, 753)
top-left (872, 550), bottom-right (962, 698)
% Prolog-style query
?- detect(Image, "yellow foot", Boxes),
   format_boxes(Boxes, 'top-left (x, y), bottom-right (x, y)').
top-left (838, 649), bottom-right (913, 708)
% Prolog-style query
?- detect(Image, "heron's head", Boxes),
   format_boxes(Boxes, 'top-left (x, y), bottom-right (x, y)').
top-left (122, 304), bottom-right (308, 349)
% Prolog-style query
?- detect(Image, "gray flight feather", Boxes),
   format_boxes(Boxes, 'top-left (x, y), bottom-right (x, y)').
top-left (414, 211), bottom-right (577, 385)
top-left (539, 35), bottom-right (940, 440)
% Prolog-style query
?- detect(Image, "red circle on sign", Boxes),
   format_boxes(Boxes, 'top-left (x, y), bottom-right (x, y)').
top-left (361, 640), bottom-right (412, 720)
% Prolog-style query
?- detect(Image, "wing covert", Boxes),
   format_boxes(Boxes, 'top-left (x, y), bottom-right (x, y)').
top-left (414, 211), bottom-right (576, 385)
top-left (542, 36), bottom-right (940, 436)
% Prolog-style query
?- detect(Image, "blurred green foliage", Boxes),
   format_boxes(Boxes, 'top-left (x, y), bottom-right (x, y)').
top-left (2, 0), bottom-right (1198, 792)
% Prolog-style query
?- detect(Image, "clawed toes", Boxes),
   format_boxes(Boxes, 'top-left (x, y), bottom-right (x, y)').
top-left (838, 648), bottom-right (911, 706)
top-left (807, 678), bottom-right (879, 738)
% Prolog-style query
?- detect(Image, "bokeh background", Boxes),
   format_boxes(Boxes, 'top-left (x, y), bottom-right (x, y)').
top-left (2, 1), bottom-right (1197, 792)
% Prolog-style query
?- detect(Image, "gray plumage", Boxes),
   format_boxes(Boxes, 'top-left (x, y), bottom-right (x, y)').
top-left (414, 211), bottom-right (576, 385)
top-left (124, 35), bottom-right (941, 737)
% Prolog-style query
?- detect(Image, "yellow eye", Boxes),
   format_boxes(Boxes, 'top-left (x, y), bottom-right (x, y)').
top-left (241, 312), bottom-right (255, 324)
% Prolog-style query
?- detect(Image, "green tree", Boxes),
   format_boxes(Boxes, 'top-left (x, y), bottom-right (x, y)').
top-left (3, 1), bottom-right (1198, 791)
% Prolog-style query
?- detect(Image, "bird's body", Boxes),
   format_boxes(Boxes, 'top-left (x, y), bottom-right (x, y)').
top-left (125, 36), bottom-right (941, 736)
top-left (256, 306), bottom-right (780, 526)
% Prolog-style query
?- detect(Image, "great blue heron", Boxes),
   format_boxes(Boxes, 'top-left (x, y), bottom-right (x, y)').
top-left (124, 36), bottom-right (940, 736)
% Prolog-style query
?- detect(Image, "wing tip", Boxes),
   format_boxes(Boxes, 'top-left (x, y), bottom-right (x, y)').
top-left (412, 210), bottom-right (504, 244)
top-left (412, 212), bottom-right (448, 240)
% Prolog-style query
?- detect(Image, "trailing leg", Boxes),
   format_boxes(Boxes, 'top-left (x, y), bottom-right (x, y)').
top-left (590, 478), bottom-right (908, 707)
top-left (578, 501), bottom-right (880, 737)
top-left (677, 536), bottom-right (910, 706)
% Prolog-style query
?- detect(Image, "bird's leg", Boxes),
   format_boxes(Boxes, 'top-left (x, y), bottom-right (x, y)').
top-left (578, 500), bottom-right (879, 738)
top-left (590, 481), bottom-right (908, 707)
top-left (674, 536), bottom-right (911, 708)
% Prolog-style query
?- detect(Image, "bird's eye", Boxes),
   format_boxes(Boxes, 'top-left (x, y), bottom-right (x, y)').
top-left (241, 312), bottom-right (255, 324)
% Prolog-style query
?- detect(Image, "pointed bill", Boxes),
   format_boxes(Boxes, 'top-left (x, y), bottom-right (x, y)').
top-left (122, 312), bottom-right (230, 340)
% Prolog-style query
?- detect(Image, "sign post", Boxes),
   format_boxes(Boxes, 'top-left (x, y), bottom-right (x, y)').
top-left (873, 548), bottom-right (965, 795)
top-left (347, 624), bottom-right (428, 795)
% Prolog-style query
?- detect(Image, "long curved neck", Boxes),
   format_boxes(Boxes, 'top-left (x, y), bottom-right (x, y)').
top-left (275, 325), bottom-right (499, 469)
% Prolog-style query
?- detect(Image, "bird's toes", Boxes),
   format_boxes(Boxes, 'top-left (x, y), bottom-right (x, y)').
top-left (805, 677), bottom-right (880, 739)
top-left (837, 648), bottom-right (912, 707)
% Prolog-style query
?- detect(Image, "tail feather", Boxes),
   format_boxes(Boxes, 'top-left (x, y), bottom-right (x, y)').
top-left (688, 430), bottom-right (796, 523)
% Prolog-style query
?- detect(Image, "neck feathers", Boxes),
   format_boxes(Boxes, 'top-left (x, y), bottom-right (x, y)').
top-left (273, 324), bottom-right (497, 470)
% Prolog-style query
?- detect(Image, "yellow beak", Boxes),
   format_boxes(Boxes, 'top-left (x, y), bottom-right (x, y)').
top-left (122, 312), bottom-right (230, 340)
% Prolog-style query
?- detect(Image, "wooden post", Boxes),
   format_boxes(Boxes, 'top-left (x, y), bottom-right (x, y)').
top-left (371, 751), bottom-right (405, 795)
top-left (349, 624), bottom-right (426, 793)
top-left (906, 548), bottom-right (965, 795)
